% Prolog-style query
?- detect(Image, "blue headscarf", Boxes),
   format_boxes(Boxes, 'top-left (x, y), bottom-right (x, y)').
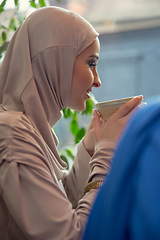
top-left (83, 96), bottom-right (160, 240)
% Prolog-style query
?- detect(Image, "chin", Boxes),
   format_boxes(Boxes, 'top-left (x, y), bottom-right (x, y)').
top-left (75, 107), bottom-right (85, 112)
top-left (72, 103), bottom-right (86, 112)
top-left (68, 99), bottom-right (86, 112)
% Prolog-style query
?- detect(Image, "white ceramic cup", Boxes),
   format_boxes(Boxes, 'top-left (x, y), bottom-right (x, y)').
top-left (96, 96), bottom-right (135, 120)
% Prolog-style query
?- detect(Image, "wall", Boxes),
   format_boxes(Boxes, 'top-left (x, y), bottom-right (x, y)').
top-left (92, 26), bottom-right (160, 103)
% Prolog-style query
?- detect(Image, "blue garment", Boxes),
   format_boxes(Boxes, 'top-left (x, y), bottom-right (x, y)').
top-left (83, 97), bottom-right (160, 240)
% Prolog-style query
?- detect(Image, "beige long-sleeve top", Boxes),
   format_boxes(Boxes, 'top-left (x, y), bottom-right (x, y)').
top-left (0, 111), bottom-right (116, 240)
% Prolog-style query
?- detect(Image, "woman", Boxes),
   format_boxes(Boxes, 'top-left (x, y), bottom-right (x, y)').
top-left (83, 97), bottom-right (160, 240)
top-left (0, 6), bottom-right (142, 240)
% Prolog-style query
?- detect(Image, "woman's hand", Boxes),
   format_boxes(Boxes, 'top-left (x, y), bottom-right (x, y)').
top-left (83, 95), bottom-right (143, 156)
top-left (92, 95), bottom-right (143, 143)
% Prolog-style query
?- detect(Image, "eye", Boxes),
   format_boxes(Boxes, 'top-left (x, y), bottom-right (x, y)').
top-left (89, 60), bottom-right (97, 70)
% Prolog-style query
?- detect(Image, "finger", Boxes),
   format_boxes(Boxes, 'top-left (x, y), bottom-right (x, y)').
top-left (115, 95), bottom-right (143, 119)
top-left (92, 109), bottom-right (102, 136)
top-left (125, 101), bottom-right (147, 120)
top-left (101, 118), bottom-right (107, 127)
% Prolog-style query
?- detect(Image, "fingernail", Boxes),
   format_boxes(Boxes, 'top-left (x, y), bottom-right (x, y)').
top-left (134, 95), bottom-right (143, 101)
top-left (138, 95), bottom-right (143, 100)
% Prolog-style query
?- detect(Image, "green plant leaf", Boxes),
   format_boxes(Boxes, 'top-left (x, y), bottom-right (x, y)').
top-left (2, 31), bottom-right (6, 41)
top-left (65, 149), bottom-right (75, 160)
top-left (60, 155), bottom-right (69, 169)
top-left (62, 108), bottom-right (73, 118)
top-left (0, 25), bottom-right (8, 30)
top-left (14, 0), bottom-right (19, 8)
top-left (0, 41), bottom-right (9, 55)
top-left (70, 119), bottom-right (79, 136)
top-left (39, 0), bottom-right (46, 7)
top-left (29, 0), bottom-right (37, 8)
top-left (9, 18), bottom-right (17, 31)
top-left (72, 111), bottom-right (78, 120)
top-left (0, 0), bottom-right (7, 13)
top-left (75, 128), bottom-right (85, 144)
top-left (82, 98), bottom-right (94, 115)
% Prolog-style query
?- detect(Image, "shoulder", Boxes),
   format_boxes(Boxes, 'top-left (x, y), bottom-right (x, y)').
top-left (0, 111), bottom-right (40, 140)
top-left (0, 111), bottom-right (46, 163)
top-left (0, 111), bottom-right (54, 177)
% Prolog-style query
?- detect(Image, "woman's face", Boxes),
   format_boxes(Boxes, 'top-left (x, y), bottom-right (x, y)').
top-left (68, 37), bottom-right (101, 112)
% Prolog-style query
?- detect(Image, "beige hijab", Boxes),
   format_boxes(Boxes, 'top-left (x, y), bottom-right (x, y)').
top-left (0, 7), bottom-right (98, 179)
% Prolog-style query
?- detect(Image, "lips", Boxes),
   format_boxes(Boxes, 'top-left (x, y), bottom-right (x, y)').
top-left (85, 91), bottom-right (91, 100)
top-left (86, 88), bottom-right (92, 94)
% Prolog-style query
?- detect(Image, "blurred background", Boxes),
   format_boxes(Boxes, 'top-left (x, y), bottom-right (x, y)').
top-left (1, 0), bottom-right (160, 166)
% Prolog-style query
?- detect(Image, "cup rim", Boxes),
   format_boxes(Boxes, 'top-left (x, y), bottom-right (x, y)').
top-left (96, 96), bottom-right (134, 109)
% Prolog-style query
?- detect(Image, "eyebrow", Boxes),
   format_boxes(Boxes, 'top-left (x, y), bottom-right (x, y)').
top-left (89, 54), bottom-right (99, 60)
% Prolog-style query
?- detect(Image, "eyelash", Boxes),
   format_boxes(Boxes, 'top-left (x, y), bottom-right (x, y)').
top-left (89, 61), bottom-right (97, 70)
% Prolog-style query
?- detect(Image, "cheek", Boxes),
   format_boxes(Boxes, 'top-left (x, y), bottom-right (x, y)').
top-left (78, 69), bottom-right (93, 91)
top-left (85, 69), bottom-right (94, 85)
top-left (80, 64), bottom-right (94, 80)
top-left (72, 62), bottom-right (94, 92)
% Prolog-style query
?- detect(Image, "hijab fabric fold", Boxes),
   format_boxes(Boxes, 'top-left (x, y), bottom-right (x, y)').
top-left (0, 7), bottom-right (98, 179)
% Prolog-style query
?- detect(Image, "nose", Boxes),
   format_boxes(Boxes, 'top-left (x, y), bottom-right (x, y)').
top-left (93, 70), bottom-right (101, 88)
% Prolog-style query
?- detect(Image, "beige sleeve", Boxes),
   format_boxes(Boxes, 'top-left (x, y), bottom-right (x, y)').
top-left (62, 139), bottom-right (116, 208)
top-left (62, 139), bottom-right (91, 208)
top-left (89, 140), bottom-right (116, 182)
